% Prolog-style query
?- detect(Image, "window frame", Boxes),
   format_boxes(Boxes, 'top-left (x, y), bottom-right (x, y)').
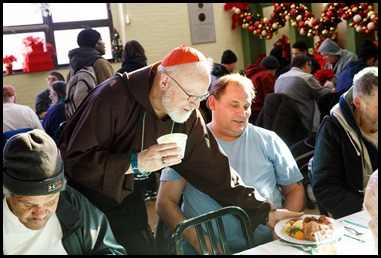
top-left (3, 3), bottom-right (115, 73)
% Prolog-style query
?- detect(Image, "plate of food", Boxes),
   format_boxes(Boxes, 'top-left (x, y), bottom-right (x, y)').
top-left (274, 214), bottom-right (345, 245)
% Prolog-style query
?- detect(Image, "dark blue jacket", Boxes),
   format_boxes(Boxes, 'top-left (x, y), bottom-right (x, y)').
top-left (311, 103), bottom-right (377, 219)
top-left (335, 59), bottom-right (368, 93)
top-left (43, 102), bottom-right (66, 146)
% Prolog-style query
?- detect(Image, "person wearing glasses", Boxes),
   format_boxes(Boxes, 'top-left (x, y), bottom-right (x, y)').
top-left (275, 55), bottom-right (334, 134)
top-left (35, 71), bottom-right (65, 121)
top-left (59, 45), bottom-right (303, 255)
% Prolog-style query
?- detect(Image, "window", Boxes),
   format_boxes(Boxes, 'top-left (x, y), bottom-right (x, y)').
top-left (3, 3), bottom-right (114, 73)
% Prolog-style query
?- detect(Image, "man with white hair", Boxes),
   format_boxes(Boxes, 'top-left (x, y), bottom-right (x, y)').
top-left (60, 45), bottom-right (304, 254)
top-left (311, 66), bottom-right (378, 219)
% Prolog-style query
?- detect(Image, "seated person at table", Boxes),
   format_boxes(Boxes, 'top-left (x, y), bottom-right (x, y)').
top-left (274, 55), bottom-right (334, 133)
top-left (335, 38), bottom-right (378, 93)
top-left (3, 85), bottom-right (44, 133)
top-left (35, 71), bottom-right (65, 120)
top-left (156, 74), bottom-right (305, 254)
top-left (42, 81), bottom-right (67, 146)
top-left (3, 129), bottom-right (126, 255)
top-left (318, 38), bottom-right (357, 88)
top-left (311, 67), bottom-right (378, 219)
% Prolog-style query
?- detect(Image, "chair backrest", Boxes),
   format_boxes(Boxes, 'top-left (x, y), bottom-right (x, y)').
top-left (256, 93), bottom-right (310, 147)
top-left (170, 206), bottom-right (255, 255)
top-left (3, 127), bottom-right (33, 149)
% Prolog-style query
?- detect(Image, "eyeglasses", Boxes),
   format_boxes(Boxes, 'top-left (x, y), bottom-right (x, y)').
top-left (167, 74), bottom-right (209, 102)
top-left (46, 77), bottom-right (58, 82)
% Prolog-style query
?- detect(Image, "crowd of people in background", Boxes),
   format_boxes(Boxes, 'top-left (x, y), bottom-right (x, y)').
top-left (3, 28), bottom-right (378, 255)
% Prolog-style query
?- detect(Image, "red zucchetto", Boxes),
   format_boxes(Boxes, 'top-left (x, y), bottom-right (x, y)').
top-left (161, 45), bottom-right (206, 67)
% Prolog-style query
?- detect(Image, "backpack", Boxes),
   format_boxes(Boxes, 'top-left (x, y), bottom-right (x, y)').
top-left (65, 66), bottom-right (97, 120)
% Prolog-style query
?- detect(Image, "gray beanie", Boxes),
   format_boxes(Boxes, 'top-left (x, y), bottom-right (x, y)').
top-left (318, 38), bottom-right (342, 56)
top-left (3, 129), bottom-right (65, 196)
top-left (260, 56), bottom-right (280, 70)
top-left (77, 28), bottom-right (101, 47)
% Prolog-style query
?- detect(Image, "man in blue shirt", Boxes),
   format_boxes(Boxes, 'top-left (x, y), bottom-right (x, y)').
top-left (156, 73), bottom-right (306, 254)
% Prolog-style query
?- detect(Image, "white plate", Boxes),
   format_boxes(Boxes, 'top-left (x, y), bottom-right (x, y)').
top-left (274, 214), bottom-right (345, 245)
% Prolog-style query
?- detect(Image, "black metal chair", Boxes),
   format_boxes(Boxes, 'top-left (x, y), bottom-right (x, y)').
top-left (170, 206), bottom-right (255, 255)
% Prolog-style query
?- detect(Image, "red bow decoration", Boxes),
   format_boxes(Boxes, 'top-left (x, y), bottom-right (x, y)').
top-left (224, 3), bottom-right (249, 30)
top-left (273, 35), bottom-right (290, 59)
top-left (21, 36), bottom-right (45, 55)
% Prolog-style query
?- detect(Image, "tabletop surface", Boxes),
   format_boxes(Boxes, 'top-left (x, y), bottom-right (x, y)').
top-left (235, 210), bottom-right (376, 255)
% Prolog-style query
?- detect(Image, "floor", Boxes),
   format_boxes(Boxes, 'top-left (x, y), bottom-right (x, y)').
top-left (146, 198), bottom-right (321, 235)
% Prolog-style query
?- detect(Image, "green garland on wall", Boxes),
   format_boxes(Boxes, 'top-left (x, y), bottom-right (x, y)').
top-left (224, 3), bottom-right (378, 40)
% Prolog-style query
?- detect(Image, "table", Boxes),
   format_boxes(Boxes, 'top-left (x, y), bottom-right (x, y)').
top-left (235, 210), bottom-right (376, 255)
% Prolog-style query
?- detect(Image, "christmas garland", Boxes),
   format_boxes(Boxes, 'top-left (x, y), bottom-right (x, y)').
top-left (224, 3), bottom-right (378, 40)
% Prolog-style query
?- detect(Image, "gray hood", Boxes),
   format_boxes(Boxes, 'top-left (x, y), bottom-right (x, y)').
top-left (318, 38), bottom-right (342, 56)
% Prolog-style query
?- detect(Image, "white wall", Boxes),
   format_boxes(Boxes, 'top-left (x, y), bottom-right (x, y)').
top-left (111, 3), bottom-right (245, 71)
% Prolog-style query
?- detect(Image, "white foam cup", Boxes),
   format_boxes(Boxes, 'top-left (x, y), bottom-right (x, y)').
top-left (157, 133), bottom-right (188, 156)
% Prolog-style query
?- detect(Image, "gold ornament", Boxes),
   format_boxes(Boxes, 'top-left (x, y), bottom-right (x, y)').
top-left (356, 25), bottom-right (363, 32)
top-left (368, 11), bottom-right (374, 17)
top-left (367, 22), bottom-right (375, 30)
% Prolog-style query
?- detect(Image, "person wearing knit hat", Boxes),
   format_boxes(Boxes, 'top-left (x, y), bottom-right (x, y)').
top-left (59, 44), bottom-right (302, 254)
top-left (35, 71), bottom-right (65, 120)
top-left (3, 129), bottom-right (126, 255)
top-left (4, 85), bottom-right (44, 134)
top-left (211, 49), bottom-right (238, 79)
top-left (67, 28), bottom-right (115, 92)
top-left (335, 38), bottom-right (378, 93)
top-left (317, 38), bottom-right (357, 88)
top-left (259, 56), bottom-right (280, 71)
top-left (245, 55), bottom-right (279, 123)
top-left (77, 28), bottom-right (101, 48)
top-left (221, 49), bottom-right (237, 65)
top-left (269, 44), bottom-right (291, 79)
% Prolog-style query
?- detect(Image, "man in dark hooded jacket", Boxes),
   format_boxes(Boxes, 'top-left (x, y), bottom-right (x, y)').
top-left (67, 28), bottom-right (114, 84)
